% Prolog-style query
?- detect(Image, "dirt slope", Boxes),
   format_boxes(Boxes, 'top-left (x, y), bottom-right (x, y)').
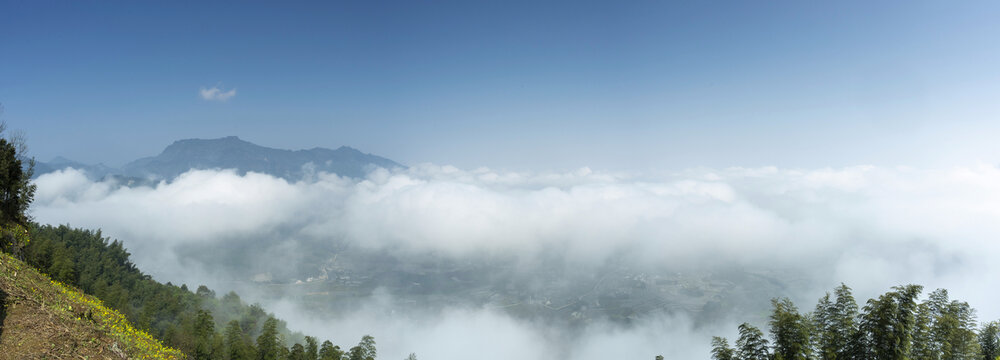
top-left (0, 253), bottom-right (183, 359)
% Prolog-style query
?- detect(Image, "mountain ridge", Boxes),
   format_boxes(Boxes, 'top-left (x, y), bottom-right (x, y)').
top-left (33, 136), bottom-right (403, 182)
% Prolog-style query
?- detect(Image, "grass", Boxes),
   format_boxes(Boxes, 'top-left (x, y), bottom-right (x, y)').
top-left (0, 252), bottom-right (184, 359)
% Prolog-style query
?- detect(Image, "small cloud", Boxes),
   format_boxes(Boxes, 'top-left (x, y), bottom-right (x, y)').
top-left (199, 85), bottom-right (237, 102)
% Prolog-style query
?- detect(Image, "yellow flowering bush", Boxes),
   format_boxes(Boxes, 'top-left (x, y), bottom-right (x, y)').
top-left (1, 252), bottom-right (184, 359)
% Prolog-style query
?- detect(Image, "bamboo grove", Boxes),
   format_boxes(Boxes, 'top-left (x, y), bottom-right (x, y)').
top-left (709, 284), bottom-right (1000, 360)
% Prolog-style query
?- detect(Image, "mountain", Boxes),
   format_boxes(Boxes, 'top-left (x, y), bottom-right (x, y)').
top-left (122, 136), bottom-right (403, 181)
top-left (31, 136), bottom-right (403, 182)
top-left (31, 156), bottom-right (117, 179)
top-left (0, 252), bottom-right (183, 359)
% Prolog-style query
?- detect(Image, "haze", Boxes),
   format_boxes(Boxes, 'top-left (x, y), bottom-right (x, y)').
top-left (4, 1), bottom-right (1000, 170)
top-left (5, 1), bottom-right (1000, 359)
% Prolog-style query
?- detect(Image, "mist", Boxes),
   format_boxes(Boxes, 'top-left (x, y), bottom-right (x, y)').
top-left (29, 163), bottom-right (1000, 358)
top-left (264, 290), bottom-right (723, 360)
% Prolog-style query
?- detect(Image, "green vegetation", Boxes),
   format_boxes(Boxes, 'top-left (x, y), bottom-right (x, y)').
top-left (0, 137), bottom-right (34, 227)
top-left (0, 251), bottom-right (184, 358)
top-left (20, 223), bottom-right (377, 359)
top-left (708, 284), bottom-right (994, 360)
top-left (0, 117), bottom-right (378, 359)
top-left (0, 114), bottom-right (36, 258)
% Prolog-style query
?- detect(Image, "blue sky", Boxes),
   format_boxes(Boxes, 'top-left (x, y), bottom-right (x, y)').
top-left (2, 1), bottom-right (999, 170)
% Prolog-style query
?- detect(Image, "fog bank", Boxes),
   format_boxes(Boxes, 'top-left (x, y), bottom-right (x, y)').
top-left (30, 163), bottom-right (1000, 358)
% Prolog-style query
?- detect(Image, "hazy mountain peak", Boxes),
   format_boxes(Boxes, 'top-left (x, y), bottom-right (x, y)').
top-left (124, 136), bottom-right (402, 181)
top-left (163, 136), bottom-right (259, 153)
top-left (48, 156), bottom-right (77, 165)
top-left (33, 137), bottom-right (402, 182)
top-left (32, 156), bottom-right (118, 180)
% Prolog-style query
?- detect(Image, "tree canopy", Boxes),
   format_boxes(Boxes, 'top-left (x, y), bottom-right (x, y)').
top-left (712, 283), bottom-right (996, 360)
top-left (0, 110), bottom-right (36, 256)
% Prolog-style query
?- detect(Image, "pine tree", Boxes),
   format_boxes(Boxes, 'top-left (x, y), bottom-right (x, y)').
top-left (48, 242), bottom-right (75, 283)
top-left (193, 309), bottom-right (217, 360)
top-left (257, 317), bottom-right (281, 360)
top-left (224, 320), bottom-right (249, 360)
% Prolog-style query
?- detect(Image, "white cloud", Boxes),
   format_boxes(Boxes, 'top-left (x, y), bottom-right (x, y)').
top-left (199, 85), bottom-right (237, 101)
top-left (32, 164), bottom-right (1000, 288)
top-left (265, 290), bottom-right (716, 360)
top-left (28, 163), bottom-right (1000, 358)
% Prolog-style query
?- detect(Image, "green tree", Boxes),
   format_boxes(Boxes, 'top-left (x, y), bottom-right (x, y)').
top-left (361, 335), bottom-right (377, 360)
top-left (349, 335), bottom-right (377, 360)
top-left (278, 344), bottom-right (291, 360)
top-left (814, 284), bottom-right (860, 360)
top-left (193, 309), bottom-right (218, 360)
top-left (770, 297), bottom-right (812, 360)
top-left (196, 285), bottom-right (217, 299)
top-left (859, 284), bottom-right (923, 360)
top-left (979, 321), bottom-right (1000, 360)
top-left (814, 292), bottom-right (839, 360)
top-left (48, 241), bottom-right (75, 283)
top-left (349, 346), bottom-right (364, 360)
top-left (257, 317), bottom-right (281, 360)
top-left (737, 323), bottom-right (770, 360)
top-left (224, 320), bottom-right (251, 360)
top-left (0, 137), bottom-right (35, 227)
top-left (319, 340), bottom-right (343, 360)
top-left (912, 302), bottom-right (938, 360)
top-left (305, 336), bottom-right (318, 360)
top-left (0, 110), bottom-right (36, 257)
top-left (925, 289), bottom-right (980, 360)
top-left (289, 343), bottom-right (306, 360)
top-left (710, 336), bottom-right (735, 360)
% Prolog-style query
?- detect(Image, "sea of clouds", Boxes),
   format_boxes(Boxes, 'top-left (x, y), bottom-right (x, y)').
top-left (29, 163), bottom-right (1000, 359)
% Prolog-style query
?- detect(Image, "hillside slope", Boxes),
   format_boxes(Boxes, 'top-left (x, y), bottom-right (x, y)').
top-left (0, 253), bottom-right (183, 359)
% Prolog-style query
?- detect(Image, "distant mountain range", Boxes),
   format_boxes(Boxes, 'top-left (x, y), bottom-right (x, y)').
top-left (33, 156), bottom-right (119, 179)
top-left (32, 136), bottom-right (403, 182)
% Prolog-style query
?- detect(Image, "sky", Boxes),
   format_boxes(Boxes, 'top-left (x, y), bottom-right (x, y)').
top-left (8, 3), bottom-right (1000, 358)
top-left (2, 1), bottom-right (1000, 170)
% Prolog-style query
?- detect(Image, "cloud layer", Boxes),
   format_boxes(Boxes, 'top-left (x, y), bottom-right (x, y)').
top-left (199, 85), bottom-right (237, 101)
top-left (29, 163), bottom-right (1000, 358)
top-left (265, 290), bottom-right (720, 360)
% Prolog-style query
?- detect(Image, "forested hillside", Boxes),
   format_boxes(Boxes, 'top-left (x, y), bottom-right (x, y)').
top-left (19, 223), bottom-right (377, 360)
top-left (0, 251), bottom-right (184, 359)
top-left (706, 284), bottom-right (1000, 360)
top-left (0, 115), bottom-right (381, 359)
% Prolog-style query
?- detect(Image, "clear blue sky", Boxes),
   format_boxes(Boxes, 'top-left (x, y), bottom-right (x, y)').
top-left (2, 1), bottom-right (999, 170)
